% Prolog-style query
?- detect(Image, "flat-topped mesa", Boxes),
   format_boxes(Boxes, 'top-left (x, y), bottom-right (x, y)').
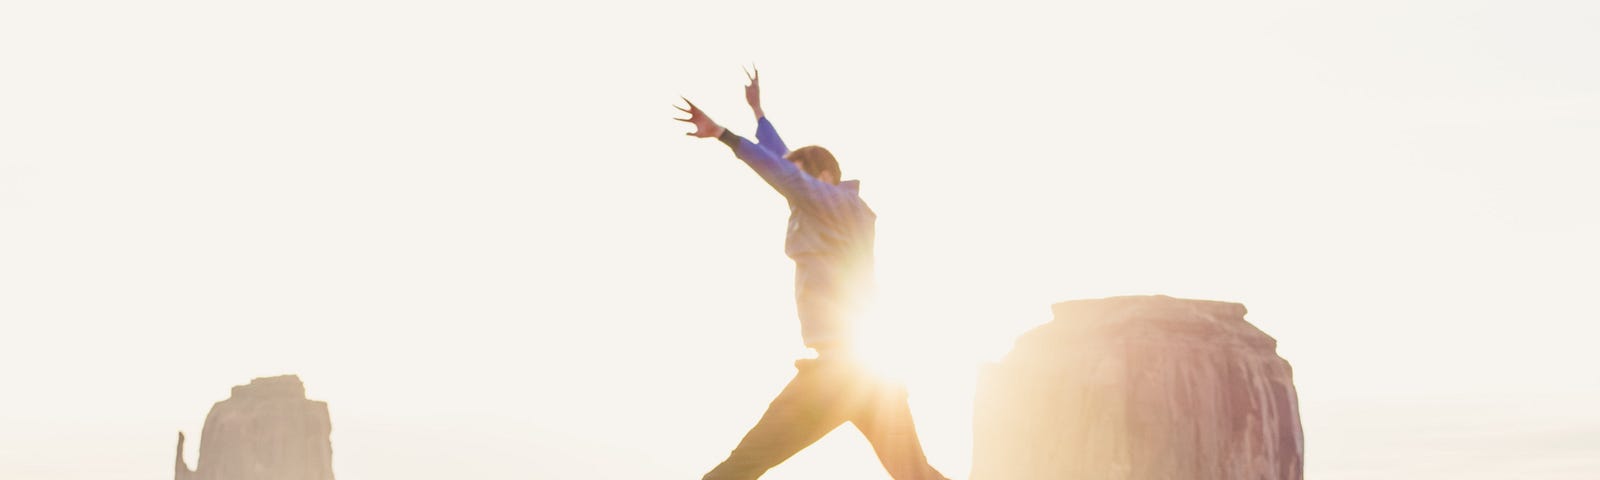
top-left (228, 374), bottom-right (308, 400)
top-left (176, 375), bottom-right (334, 480)
top-left (972, 295), bottom-right (1303, 480)
top-left (1019, 295), bottom-right (1274, 352)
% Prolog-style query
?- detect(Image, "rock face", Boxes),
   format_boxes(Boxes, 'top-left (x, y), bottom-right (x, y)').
top-left (176, 375), bottom-right (335, 480)
top-left (971, 296), bottom-right (1303, 480)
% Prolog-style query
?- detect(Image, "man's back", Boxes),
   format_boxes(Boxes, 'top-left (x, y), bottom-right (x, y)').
top-left (725, 118), bottom-right (876, 349)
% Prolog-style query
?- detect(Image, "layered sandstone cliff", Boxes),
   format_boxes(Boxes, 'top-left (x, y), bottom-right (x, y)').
top-left (972, 295), bottom-right (1303, 480)
top-left (175, 375), bottom-right (335, 480)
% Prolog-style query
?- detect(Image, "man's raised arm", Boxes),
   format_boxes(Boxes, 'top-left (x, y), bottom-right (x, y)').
top-left (676, 97), bottom-right (825, 202)
top-left (745, 66), bottom-right (790, 157)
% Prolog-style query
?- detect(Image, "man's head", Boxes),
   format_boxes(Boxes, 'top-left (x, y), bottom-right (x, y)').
top-left (785, 145), bottom-right (841, 185)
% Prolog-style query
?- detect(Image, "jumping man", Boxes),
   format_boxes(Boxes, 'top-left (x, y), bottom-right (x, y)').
top-left (676, 68), bottom-right (949, 480)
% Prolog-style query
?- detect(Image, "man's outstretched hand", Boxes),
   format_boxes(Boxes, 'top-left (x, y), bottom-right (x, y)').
top-left (675, 98), bottom-right (725, 138)
top-left (743, 65), bottom-right (764, 119)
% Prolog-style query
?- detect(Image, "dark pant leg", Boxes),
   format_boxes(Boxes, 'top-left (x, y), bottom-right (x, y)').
top-left (702, 360), bottom-right (859, 480)
top-left (851, 378), bottom-right (950, 480)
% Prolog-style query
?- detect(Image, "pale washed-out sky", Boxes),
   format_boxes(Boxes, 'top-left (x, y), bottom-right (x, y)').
top-left (1, 1), bottom-right (1597, 479)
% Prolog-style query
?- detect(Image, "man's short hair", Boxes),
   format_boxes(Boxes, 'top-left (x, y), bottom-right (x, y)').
top-left (785, 146), bottom-right (840, 183)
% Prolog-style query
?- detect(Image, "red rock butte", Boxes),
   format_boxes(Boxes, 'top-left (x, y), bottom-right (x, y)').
top-left (972, 295), bottom-right (1303, 480)
top-left (175, 375), bottom-right (335, 480)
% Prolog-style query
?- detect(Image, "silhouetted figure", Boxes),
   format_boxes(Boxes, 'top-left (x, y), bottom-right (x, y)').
top-left (676, 68), bottom-right (948, 480)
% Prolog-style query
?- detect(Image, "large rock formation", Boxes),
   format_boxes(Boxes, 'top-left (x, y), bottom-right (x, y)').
top-left (972, 295), bottom-right (1302, 480)
top-left (176, 375), bottom-right (335, 480)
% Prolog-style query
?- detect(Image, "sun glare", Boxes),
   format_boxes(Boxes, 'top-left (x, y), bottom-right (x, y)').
top-left (851, 304), bottom-right (919, 383)
top-left (848, 292), bottom-right (977, 387)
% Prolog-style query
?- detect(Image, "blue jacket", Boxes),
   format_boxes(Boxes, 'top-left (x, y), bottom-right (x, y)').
top-left (721, 117), bottom-right (876, 349)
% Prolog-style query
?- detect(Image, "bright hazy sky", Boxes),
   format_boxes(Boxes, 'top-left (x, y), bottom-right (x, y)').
top-left (2, 1), bottom-right (1596, 479)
